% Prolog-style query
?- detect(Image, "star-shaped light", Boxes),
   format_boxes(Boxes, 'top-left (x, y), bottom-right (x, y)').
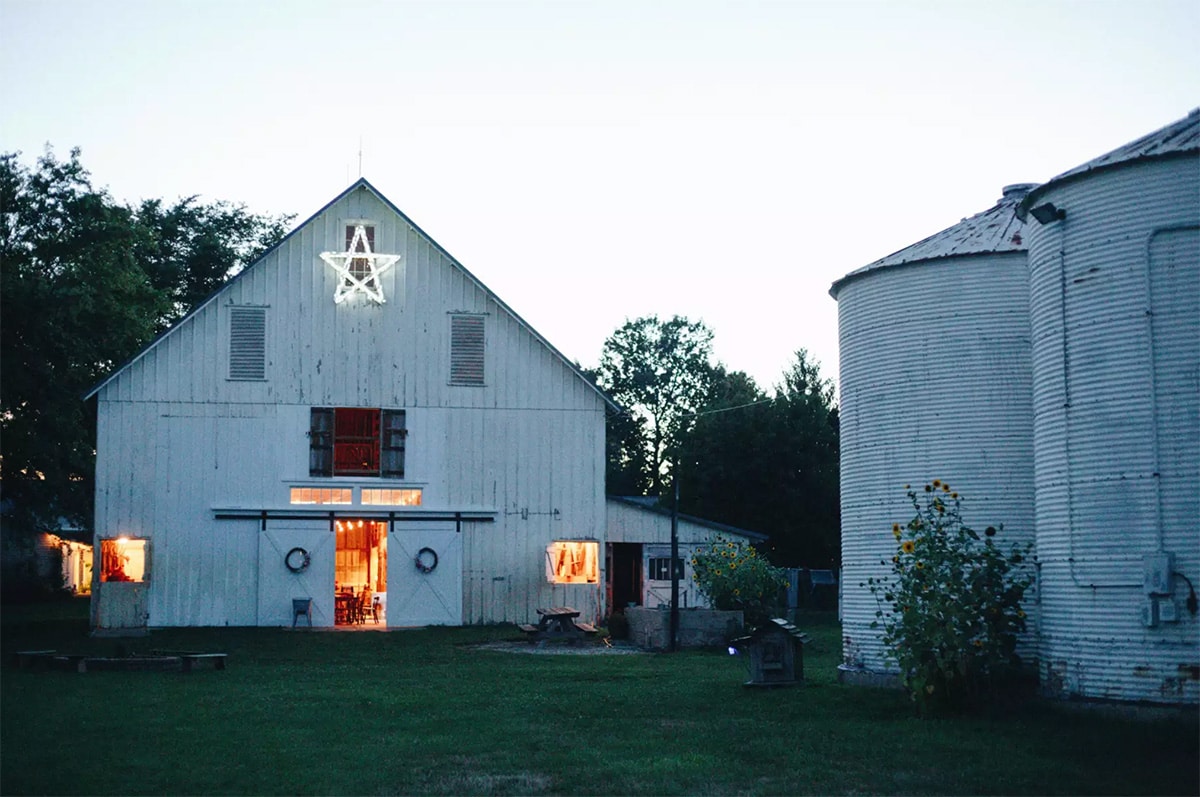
top-left (320, 225), bottom-right (401, 304)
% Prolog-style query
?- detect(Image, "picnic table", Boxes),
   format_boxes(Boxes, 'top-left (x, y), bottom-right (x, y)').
top-left (519, 607), bottom-right (596, 646)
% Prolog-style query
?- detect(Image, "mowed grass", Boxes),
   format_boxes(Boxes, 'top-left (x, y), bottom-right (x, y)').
top-left (2, 600), bottom-right (1197, 796)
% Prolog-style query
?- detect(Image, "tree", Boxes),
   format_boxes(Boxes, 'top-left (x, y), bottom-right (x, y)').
top-left (596, 315), bottom-right (718, 494)
top-left (674, 366), bottom-right (775, 528)
top-left (135, 196), bottom-right (292, 330)
top-left (764, 349), bottom-right (840, 567)
top-left (0, 147), bottom-right (291, 543)
top-left (675, 350), bottom-right (840, 568)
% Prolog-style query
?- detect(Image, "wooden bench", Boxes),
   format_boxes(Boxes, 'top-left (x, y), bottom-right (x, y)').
top-left (574, 622), bottom-right (597, 635)
top-left (150, 650), bottom-right (228, 673)
top-left (52, 654), bottom-right (90, 673)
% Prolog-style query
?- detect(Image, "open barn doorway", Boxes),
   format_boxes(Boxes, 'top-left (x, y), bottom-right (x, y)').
top-left (607, 542), bottom-right (643, 618)
top-left (334, 519), bottom-right (388, 626)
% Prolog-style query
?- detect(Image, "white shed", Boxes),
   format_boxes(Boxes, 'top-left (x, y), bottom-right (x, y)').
top-left (86, 179), bottom-right (613, 630)
top-left (605, 496), bottom-right (768, 613)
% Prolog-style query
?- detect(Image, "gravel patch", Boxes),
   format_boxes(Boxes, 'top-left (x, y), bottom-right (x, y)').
top-left (470, 639), bottom-right (647, 655)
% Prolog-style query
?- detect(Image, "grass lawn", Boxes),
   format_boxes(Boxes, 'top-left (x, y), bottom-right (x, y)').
top-left (2, 599), bottom-right (1197, 796)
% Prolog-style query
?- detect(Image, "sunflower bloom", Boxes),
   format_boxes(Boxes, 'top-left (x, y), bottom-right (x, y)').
top-left (901, 540), bottom-right (916, 554)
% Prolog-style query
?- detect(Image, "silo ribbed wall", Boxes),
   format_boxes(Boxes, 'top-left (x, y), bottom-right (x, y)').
top-left (1026, 155), bottom-right (1200, 704)
top-left (837, 253), bottom-right (1036, 671)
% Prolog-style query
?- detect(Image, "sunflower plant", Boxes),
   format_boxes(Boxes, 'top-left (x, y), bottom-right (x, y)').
top-left (691, 536), bottom-right (787, 627)
top-left (866, 481), bottom-right (1034, 713)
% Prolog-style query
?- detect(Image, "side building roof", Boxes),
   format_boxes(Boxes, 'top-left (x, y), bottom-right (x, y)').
top-left (606, 495), bottom-right (770, 543)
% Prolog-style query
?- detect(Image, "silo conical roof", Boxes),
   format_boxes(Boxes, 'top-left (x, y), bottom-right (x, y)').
top-left (1018, 108), bottom-right (1200, 217)
top-left (829, 184), bottom-right (1031, 298)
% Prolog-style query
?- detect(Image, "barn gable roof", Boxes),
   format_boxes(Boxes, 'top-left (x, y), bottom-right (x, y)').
top-left (829, 184), bottom-right (1031, 299)
top-left (85, 178), bottom-right (617, 409)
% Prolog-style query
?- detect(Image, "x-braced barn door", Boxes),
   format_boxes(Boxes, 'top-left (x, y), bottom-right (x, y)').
top-left (387, 522), bottom-right (461, 627)
top-left (258, 523), bottom-right (335, 627)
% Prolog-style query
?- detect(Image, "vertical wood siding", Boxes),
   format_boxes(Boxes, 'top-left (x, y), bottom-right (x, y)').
top-left (836, 252), bottom-right (1037, 672)
top-left (93, 184), bottom-right (607, 626)
top-left (1027, 155), bottom-right (1199, 704)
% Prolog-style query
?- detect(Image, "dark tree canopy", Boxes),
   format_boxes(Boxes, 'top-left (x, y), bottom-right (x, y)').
top-left (597, 315), bottom-right (718, 494)
top-left (594, 311), bottom-right (841, 568)
top-left (0, 147), bottom-right (292, 538)
top-left (673, 350), bottom-right (840, 568)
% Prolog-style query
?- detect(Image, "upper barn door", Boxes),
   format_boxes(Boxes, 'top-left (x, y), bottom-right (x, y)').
top-left (387, 522), bottom-right (462, 627)
top-left (258, 523), bottom-right (335, 626)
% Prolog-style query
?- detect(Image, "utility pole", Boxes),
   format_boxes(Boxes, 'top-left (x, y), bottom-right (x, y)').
top-left (670, 474), bottom-right (680, 652)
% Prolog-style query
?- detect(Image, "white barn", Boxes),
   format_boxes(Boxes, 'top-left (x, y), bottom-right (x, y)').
top-left (86, 179), bottom-right (613, 631)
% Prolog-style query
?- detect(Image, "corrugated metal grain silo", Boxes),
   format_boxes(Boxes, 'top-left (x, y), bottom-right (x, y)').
top-left (1018, 109), bottom-right (1200, 704)
top-left (831, 186), bottom-right (1037, 674)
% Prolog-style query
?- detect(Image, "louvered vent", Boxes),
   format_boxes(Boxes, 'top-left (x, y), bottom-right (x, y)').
top-left (449, 314), bottom-right (485, 386)
top-left (229, 306), bottom-right (266, 380)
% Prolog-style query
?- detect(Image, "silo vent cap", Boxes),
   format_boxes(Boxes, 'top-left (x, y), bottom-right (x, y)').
top-left (1002, 183), bottom-right (1038, 200)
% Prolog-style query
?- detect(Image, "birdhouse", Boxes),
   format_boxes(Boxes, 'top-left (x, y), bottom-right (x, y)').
top-left (734, 618), bottom-right (808, 687)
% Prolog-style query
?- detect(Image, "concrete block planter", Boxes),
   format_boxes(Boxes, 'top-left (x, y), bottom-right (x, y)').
top-left (625, 606), bottom-right (744, 651)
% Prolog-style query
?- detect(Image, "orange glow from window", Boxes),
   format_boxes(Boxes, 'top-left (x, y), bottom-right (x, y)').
top-left (100, 538), bottom-right (147, 583)
top-left (546, 541), bottom-right (598, 584)
top-left (361, 489), bottom-right (422, 506)
top-left (290, 487), bottom-right (353, 505)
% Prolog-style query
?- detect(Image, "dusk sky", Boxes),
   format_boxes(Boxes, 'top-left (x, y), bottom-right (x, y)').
top-left (3, 0), bottom-right (1196, 390)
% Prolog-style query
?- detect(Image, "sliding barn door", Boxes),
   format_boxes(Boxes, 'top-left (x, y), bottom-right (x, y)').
top-left (257, 523), bottom-right (335, 627)
top-left (387, 522), bottom-right (462, 627)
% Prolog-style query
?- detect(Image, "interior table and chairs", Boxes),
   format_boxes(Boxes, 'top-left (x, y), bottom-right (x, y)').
top-left (334, 519), bottom-right (387, 627)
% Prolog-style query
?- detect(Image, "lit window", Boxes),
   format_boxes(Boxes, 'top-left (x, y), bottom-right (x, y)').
top-left (361, 489), bottom-right (423, 506)
top-left (290, 487), bottom-right (353, 505)
top-left (546, 541), bottom-right (599, 584)
top-left (100, 538), bottom-right (148, 583)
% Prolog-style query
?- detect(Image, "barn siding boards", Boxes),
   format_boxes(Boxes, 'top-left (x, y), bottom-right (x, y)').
top-left (90, 179), bottom-right (610, 628)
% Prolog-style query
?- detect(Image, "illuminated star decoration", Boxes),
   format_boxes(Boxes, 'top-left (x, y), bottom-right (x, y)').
top-left (319, 225), bottom-right (401, 304)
